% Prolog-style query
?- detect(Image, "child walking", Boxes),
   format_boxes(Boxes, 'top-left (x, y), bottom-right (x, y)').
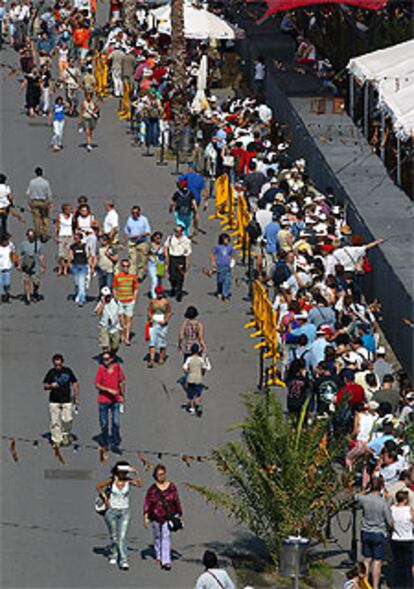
top-left (183, 343), bottom-right (210, 417)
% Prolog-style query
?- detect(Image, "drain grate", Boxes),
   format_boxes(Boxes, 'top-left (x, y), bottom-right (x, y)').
top-left (44, 469), bottom-right (93, 480)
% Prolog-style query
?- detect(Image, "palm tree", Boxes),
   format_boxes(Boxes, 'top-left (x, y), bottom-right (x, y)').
top-left (188, 394), bottom-right (352, 564)
top-left (171, 0), bottom-right (187, 149)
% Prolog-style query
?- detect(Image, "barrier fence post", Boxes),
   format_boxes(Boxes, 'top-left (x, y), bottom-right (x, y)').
top-left (247, 240), bottom-right (253, 300)
top-left (157, 130), bottom-right (167, 166)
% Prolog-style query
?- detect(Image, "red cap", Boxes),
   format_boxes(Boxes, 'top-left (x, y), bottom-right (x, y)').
top-left (322, 244), bottom-right (334, 253)
top-left (155, 285), bottom-right (165, 295)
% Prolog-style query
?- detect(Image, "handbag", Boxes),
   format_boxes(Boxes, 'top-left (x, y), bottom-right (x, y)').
top-left (154, 486), bottom-right (183, 533)
top-left (95, 482), bottom-right (111, 515)
top-left (145, 320), bottom-right (151, 341)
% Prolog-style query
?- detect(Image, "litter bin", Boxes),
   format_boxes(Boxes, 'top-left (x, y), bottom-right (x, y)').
top-left (280, 536), bottom-right (310, 582)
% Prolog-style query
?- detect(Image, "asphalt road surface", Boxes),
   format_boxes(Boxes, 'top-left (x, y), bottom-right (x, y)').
top-left (0, 47), bottom-right (260, 588)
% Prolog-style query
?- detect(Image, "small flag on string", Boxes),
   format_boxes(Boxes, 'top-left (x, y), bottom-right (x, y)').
top-left (9, 438), bottom-right (19, 462)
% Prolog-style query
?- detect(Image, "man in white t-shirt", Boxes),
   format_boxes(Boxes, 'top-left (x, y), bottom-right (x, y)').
top-left (103, 200), bottom-right (119, 242)
top-left (0, 174), bottom-right (13, 238)
top-left (332, 238), bottom-right (384, 273)
top-left (194, 550), bottom-right (235, 589)
top-left (0, 233), bottom-right (16, 302)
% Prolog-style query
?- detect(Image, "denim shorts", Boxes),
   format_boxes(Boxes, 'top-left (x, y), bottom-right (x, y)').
top-left (186, 383), bottom-right (203, 400)
top-left (361, 531), bottom-right (387, 560)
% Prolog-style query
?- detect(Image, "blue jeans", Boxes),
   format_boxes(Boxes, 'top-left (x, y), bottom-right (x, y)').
top-left (174, 211), bottom-right (193, 237)
top-left (99, 402), bottom-right (121, 449)
top-left (148, 259), bottom-right (158, 299)
top-left (98, 269), bottom-right (114, 292)
top-left (0, 269), bottom-right (12, 295)
top-left (217, 265), bottom-right (232, 298)
top-left (145, 117), bottom-right (159, 147)
top-left (71, 264), bottom-right (88, 304)
top-left (104, 508), bottom-right (130, 564)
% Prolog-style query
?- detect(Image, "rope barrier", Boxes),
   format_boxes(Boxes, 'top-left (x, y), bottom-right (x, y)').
top-left (2, 434), bottom-right (210, 467)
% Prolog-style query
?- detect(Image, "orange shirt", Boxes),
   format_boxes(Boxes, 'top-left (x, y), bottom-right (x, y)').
top-left (113, 273), bottom-right (138, 303)
top-left (73, 28), bottom-right (90, 49)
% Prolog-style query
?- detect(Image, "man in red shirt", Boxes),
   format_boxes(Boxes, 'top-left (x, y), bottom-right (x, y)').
top-left (336, 372), bottom-right (365, 407)
top-left (95, 352), bottom-right (125, 453)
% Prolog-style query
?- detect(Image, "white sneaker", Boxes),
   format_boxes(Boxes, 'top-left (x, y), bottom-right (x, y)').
top-left (108, 557), bottom-right (117, 565)
top-left (188, 407), bottom-right (196, 414)
top-left (120, 562), bottom-right (129, 570)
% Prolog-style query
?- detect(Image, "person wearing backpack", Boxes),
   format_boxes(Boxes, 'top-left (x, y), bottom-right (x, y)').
top-left (273, 250), bottom-right (292, 290)
top-left (286, 358), bottom-right (311, 417)
top-left (18, 228), bottom-right (45, 305)
top-left (169, 179), bottom-right (198, 237)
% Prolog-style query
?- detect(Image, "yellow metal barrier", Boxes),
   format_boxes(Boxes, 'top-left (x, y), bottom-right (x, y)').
top-left (94, 53), bottom-right (108, 98)
top-left (118, 79), bottom-right (131, 119)
top-left (232, 194), bottom-right (250, 251)
top-left (244, 279), bottom-right (284, 387)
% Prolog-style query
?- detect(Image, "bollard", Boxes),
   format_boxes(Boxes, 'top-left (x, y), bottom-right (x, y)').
top-left (156, 132), bottom-right (167, 166)
top-left (171, 146), bottom-right (181, 176)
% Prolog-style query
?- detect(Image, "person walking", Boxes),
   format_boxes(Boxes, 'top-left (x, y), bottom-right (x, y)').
top-left (64, 57), bottom-right (81, 116)
top-left (68, 231), bottom-right (92, 307)
top-left (112, 259), bottom-right (138, 346)
top-left (96, 234), bottom-right (118, 292)
top-left (95, 286), bottom-right (121, 355)
top-left (103, 200), bottom-right (119, 243)
top-left (43, 353), bottom-right (79, 448)
top-left (194, 550), bottom-right (236, 589)
top-left (169, 179), bottom-right (198, 238)
top-left (0, 174), bottom-right (14, 239)
top-left (95, 351), bottom-right (126, 453)
top-left (54, 203), bottom-right (73, 276)
top-left (164, 225), bottom-right (192, 302)
top-left (0, 233), bottom-right (17, 302)
top-left (210, 233), bottom-right (236, 301)
top-left (148, 231), bottom-right (165, 299)
top-left (143, 464), bottom-right (183, 571)
top-left (123, 205), bottom-right (151, 280)
top-left (147, 285), bottom-right (171, 368)
top-left (79, 91), bottom-right (100, 152)
top-left (18, 228), bottom-right (45, 305)
top-left (96, 461), bottom-right (143, 570)
top-left (178, 306), bottom-right (207, 360)
top-left (355, 477), bottom-right (393, 589)
top-left (26, 166), bottom-right (52, 242)
top-left (390, 490), bottom-right (414, 589)
top-left (183, 343), bottom-right (209, 417)
top-left (49, 96), bottom-right (66, 151)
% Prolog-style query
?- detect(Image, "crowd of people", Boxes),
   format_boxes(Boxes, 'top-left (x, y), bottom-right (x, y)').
top-left (0, 0), bottom-right (412, 587)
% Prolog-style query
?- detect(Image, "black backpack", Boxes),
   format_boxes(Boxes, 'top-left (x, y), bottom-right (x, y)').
top-left (246, 219), bottom-right (262, 244)
top-left (273, 261), bottom-right (291, 287)
top-left (175, 190), bottom-right (193, 216)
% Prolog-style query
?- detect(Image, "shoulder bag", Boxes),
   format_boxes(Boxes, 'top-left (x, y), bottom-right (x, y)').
top-left (154, 485), bottom-right (183, 532)
top-left (207, 570), bottom-right (226, 589)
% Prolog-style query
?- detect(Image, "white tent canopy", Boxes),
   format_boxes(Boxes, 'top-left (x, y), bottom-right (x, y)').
top-left (347, 40), bottom-right (414, 140)
top-left (149, 4), bottom-right (236, 40)
top-left (347, 39), bottom-right (414, 85)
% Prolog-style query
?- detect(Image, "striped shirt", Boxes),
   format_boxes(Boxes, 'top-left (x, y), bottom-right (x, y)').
top-left (113, 273), bottom-right (138, 303)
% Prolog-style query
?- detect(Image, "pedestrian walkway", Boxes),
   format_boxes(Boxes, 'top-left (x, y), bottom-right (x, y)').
top-left (0, 46), bottom-right (259, 587)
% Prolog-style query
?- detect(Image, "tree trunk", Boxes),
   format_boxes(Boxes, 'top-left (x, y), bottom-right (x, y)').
top-left (122, 0), bottom-right (137, 35)
top-left (171, 0), bottom-right (187, 150)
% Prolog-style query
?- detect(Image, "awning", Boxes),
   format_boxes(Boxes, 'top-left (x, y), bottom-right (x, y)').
top-left (347, 40), bottom-right (414, 140)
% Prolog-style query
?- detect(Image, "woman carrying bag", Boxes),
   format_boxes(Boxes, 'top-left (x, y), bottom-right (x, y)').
top-left (96, 461), bottom-right (143, 570)
top-left (143, 464), bottom-right (183, 571)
